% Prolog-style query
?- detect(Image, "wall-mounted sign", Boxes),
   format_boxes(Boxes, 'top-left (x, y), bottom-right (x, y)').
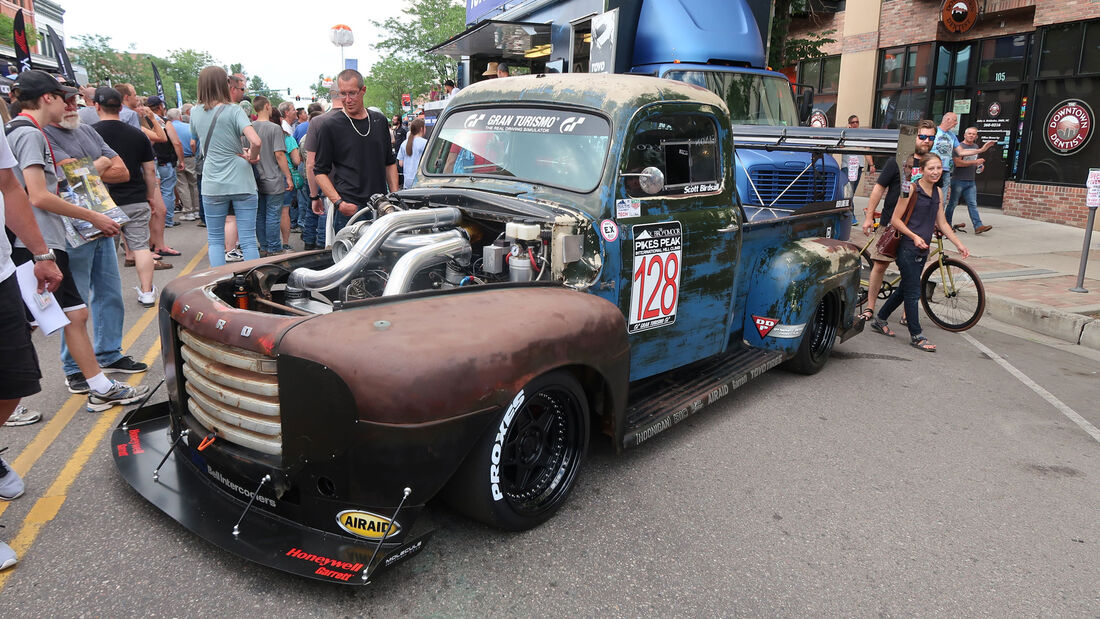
top-left (809, 110), bottom-right (829, 128)
top-left (1044, 99), bottom-right (1093, 156)
top-left (942, 0), bottom-right (978, 33)
top-left (988, 102), bottom-right (1001, 117)
top-left (953, 99), bottom-right (972, 115)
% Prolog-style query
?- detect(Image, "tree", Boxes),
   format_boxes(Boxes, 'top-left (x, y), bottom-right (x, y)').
top-left (162, 48), bottom-right (217, 103)
top-left (70, 34), bottom-right (166, 96)
top-left (367, 0), bottom-right (465, 109)
top-left (0, 14), bottom-right (38, 51)
top-left (768, 0), bottom-right (837, 69)
top-left (310, 73), bottom-right (331, 102)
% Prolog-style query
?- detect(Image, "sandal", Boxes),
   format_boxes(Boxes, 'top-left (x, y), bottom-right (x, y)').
top-left (857, 308), bottom-right (874, 322)
top-left (899, 317), bottom-right (908, 326)
top-left (152, 246), bottom-right (182, 257)
top-left (910, 335), bottom-right (936, 352)
top-left (869, 318), bottom-right (895, 337)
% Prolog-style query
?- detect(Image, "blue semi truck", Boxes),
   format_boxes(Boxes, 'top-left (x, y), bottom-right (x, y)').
top-left (430, 0), bottom-right (851, 230)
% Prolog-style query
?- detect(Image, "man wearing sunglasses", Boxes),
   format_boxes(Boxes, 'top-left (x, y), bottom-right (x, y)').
top-left (857, 119), bottom-right (937, 327)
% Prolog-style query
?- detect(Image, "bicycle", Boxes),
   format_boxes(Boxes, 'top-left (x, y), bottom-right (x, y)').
top-left (856, 225), bottom-right (986, 332)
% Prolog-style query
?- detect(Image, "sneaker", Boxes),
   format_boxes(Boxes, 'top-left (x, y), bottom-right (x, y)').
top-left (0, 454), bottom-right (24, 500)
top-left (101, 356), bottom-right (148, 374)
top-left (0, 541), bottom-right (16, 571)
top-left (225, 248), bottom-right (243, 263)
top-left (86, 380), bottom-right (151, 413)
top-left (3, 405), bottom-right (41, 427)
top-left (66, 372), bottom-right (90, 394)
top-left (136, 286), bottom-right (157, 308)
top-left (975, 225), bottom-right (992, 234)
top-left (198, 221), bottom-right (206, 227)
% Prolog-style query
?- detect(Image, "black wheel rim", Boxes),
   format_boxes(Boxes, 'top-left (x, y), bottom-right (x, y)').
top-left (499, 387), bottom-right (583, 516)
top-left (807, 297), bottom-right (838, 364)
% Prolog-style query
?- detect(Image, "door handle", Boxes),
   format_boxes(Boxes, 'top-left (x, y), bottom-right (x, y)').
top-left (717, 224), bottom-right (739, 233)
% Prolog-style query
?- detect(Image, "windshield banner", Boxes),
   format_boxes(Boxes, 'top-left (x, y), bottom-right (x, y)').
top-left (459, 110), bottom-right (606, 136)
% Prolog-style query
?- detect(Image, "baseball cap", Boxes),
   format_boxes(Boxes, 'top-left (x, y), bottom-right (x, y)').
top-left (146, 95), bottom-right (164, 108)
top-left (93, 85), bottom-right (123, 107)
top-left (12, 69), bottom-right (78, 101)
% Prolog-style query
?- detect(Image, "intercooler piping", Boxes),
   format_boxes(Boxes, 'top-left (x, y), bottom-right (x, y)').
top-left (286, 207), bottom-right (462, 292)
top-left (382, 230), bottom-right (471, 296)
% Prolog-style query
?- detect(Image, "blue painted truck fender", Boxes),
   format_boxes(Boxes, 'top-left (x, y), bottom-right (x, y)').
top-left (741, 237), bottom-right (863, 354)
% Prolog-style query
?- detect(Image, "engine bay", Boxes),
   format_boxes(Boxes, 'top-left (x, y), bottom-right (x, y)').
top-left (210, 192), bottom-right (598, 316)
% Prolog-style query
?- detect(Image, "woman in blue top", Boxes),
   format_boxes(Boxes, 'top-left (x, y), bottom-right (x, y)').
top-left (871, 153), bottom-right (969, 352)
top-left (397, 118), bottom-right (427, 190)
top-left (189, 66), bottom-right (262, 266)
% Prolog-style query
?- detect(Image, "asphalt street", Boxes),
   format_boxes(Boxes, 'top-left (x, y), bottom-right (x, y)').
top-left (1, 220), bottom-right (1097, 616)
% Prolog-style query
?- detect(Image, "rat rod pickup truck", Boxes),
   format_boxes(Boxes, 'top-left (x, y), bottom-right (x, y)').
top-left (112, 74), bottom-right (897, 584)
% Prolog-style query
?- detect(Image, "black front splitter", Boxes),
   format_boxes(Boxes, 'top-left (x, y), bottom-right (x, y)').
top-left (111, 402), bottom-right (431, 585)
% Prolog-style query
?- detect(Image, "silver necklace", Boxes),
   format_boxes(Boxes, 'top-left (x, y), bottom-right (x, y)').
top-left (344, 109), bottom-right (371, 137)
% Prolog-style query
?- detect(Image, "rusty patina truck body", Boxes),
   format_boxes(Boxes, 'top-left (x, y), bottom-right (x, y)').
top-left (112, 75), bottom-right (868, 583)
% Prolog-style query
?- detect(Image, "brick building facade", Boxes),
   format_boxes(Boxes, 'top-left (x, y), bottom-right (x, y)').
top-left (788, 0), bottom-right (1100, 230)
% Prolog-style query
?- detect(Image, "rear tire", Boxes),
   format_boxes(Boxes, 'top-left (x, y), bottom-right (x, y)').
top-left (920, 258), bottom-right (985, 332)
top-left (443, 370), bottom-right (589, 531)
top-left (783, 293), bottom-right (839, 375)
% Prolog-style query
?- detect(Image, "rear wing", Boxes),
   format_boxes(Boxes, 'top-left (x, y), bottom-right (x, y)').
top-left (731, 125), bottom-right (900, 157)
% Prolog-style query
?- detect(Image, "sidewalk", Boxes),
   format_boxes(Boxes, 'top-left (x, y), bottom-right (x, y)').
top-left (849, 197), bottom-right (1100, 351)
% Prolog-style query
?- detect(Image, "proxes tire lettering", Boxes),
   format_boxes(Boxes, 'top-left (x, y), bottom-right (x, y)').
top-left (490, 389), bottom-right (525, 501)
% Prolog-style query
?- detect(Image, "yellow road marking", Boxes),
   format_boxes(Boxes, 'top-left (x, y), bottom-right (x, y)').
top-left (0, 341), bottom-right (160, 589)
top-left (0, 246), bottom-right (206, 523)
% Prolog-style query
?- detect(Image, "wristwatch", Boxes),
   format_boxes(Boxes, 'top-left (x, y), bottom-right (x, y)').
top-left (32, 250), bottom-right (57, 263)
top-left (333, 198), bottom-right (344, 209)
top-left (311, 195), bottom-right (322, 201)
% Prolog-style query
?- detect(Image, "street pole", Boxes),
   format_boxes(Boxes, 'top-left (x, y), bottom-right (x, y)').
top-left (1070, 168), bottom-right (1100, 293)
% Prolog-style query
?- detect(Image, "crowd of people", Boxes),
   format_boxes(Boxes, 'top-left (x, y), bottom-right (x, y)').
top-left (0, 66), bottom-right (421, 570)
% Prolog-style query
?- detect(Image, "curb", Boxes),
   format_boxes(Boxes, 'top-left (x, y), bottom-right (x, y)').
top-left (985, 293), bottom-right (1099, 351)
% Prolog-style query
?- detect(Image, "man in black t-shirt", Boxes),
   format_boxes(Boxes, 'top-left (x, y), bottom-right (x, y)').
top-left (313, 69), bottom-right (398, 234)
top-left (92, 86), bottom-right (162, 306)
top-left (857, 119), bottom-right (935, 327)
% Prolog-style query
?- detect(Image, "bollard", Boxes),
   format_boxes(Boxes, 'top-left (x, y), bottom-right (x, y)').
top-left (1070, 169), bottom-right (1100, 293)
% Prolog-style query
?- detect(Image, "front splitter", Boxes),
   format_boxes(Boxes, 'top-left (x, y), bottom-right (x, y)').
top-left (111, 402), bottom-right (431, 585)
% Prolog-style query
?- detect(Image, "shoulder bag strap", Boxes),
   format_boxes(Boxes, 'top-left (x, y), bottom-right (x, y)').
top-left (201, 104), bottom-right (229, 159)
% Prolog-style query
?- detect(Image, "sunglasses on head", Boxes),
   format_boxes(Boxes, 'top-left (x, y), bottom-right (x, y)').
top-left (916, 134), bottom-right (935, 141)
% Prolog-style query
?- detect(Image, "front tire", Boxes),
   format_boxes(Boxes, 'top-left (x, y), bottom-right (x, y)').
top-left (920, 258), bottom-right (985, 332)
top-left (783, 293), bottom-right (839, 375)
top-left (444, 370), bottom-right (590, 531)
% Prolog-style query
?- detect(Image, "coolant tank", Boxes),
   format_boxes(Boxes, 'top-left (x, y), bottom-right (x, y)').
top-left (483, 243), bottom-right (505, 273)
top-left (506, 222), bottom-right (541, 241)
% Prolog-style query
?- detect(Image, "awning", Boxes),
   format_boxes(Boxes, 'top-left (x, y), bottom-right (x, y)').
top-left (427, 20), bottom-right (551, 60)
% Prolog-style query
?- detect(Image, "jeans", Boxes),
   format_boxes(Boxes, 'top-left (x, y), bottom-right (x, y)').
top-left (60, 237), bottom-right (124, 375)
top-left (157, 163), bottom-right (178, 225)
top-left (877, 242), bottom-right (927, 339)
top-left (939, 170), bottom-right (952, 213)
top-left (255, 192), bottom-right (284, 253)
top-left (946, 178), bottom-right (982, 228)
top-left (197, 175), bottom-right (205, 224)
top-left (203, 193), bottom-right (260, 266)
top-left (286, 188), bottom-right (298, 229)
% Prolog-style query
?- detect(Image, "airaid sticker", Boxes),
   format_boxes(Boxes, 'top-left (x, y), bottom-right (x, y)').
top-left (336, 510), bottom-right (402, 540)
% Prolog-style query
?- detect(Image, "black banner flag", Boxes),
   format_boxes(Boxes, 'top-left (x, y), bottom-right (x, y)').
top-left (151, 61), bottom-right (165, 100)
top-left (13, 10), bottom-right (33, 73)
top-left (46, 25), bottom-right (77, 85)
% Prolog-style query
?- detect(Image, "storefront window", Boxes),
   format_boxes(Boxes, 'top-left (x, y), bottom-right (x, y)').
top-left (1038, 23), bottom-right (1082, 78)
top-left (797, 55), bottom-right (841, 126)
top-left (1082, 22), bottom-right (1100, 75)
top-left (978, 35), bottom-right (1028, 83)
top-left (875, 44), bottom-right (932, 128)
top-left (1022, 78), bottom-right (1099, 184)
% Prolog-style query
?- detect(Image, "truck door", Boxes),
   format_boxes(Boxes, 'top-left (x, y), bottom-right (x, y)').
top-left (616, 106), bottom-right (740, 381)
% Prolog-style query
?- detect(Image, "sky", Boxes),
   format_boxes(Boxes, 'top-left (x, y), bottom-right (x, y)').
top-left (61, 1), bottom-right (415, 98)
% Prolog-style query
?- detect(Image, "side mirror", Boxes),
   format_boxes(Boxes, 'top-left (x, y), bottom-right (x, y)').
top-left (797, 93), bottom-right (814, 125)
top-left (622, 166), bottom-right (665, 195)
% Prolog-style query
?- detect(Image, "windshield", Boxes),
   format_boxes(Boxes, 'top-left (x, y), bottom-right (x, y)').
top-left (423, 108), bottom-right (611, 192)
top-left (664, 70), bottom-right (798, 126)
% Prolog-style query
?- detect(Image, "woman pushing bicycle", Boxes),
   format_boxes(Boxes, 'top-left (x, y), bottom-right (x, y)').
top-left (870, 152), bottom-right (969, 352)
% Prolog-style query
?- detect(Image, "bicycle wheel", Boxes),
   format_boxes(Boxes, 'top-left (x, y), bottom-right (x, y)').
top-left (920, 257), bottom-right (985, 332)
top-left (858, 248), bottom-right (874, 306)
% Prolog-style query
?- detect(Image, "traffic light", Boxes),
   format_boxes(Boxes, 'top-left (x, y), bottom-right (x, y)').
top-left (287, 88), bottom-right (291, 95)
top-left (295, 95), bottom-right (300, 101)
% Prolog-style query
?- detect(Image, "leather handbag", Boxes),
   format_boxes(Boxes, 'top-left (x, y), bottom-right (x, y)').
top-left (875, 187), bottom-right (919, 260)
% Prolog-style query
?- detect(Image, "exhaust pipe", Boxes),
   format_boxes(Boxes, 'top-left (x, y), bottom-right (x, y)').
top-left (383, 231), bottom-right (471, 296)
top-left (287, 207), bottom-right (461, 292)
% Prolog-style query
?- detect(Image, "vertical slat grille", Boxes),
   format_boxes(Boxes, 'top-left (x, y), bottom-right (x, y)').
top-left (178, 329), bottom-right (282, 456)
